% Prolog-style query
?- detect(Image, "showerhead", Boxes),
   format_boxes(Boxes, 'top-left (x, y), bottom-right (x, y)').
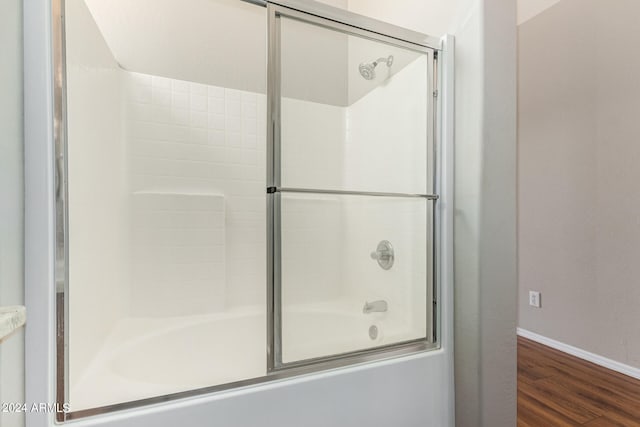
top-left (358, 63), bottom-right (376, 80)
top-left (358, 55), bottom-right (394, 80)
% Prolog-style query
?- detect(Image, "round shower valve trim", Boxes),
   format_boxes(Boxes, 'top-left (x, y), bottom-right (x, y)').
top-left (370, 240), bottom-right (394, 270)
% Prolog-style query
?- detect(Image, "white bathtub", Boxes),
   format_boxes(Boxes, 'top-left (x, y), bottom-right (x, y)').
top-left (69, 304), bottom-right (421, 412)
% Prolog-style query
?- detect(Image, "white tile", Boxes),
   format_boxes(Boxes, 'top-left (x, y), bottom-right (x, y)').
top-left (208, 86), bottom-right (224, 98)
top-left (242, 133), bottom-right (257, 149)
top-left (208, 114), bottom-right (225, 130)
top-left (227, 196), bottom-right (262, 213)
top-left (242, 102), bottom-right (257, 118)
top-left (226, 180), bottom-right (260, 196)
top-left (241, 92), bottom-right (257, 104)
top-left (190, 111), bottom-right (208, 128)
top-left (125, 79), bottom-right (267, 298)
top-left (131, 157), bottom-right (157, 176)
top-left (132, 122), bottom-right (153, 139)
top-left (226, 165), bottom-right (244, 181)
top-left (257, 132), bottom-right (267, 150)
top-left (152, 106), bottom-right (171, 123)
top-left (208, 97), bottom-right (225, 115)
top-left (190, 94), bottom-right (207, 112)
top-left (153, 123), bottom-right (171, 141)
top-left (211, 164), bottom-right (230, 179)
top-left (226, 148), bottom-right (243, 164)
top-left (172, 92), bottom-right (189, 110)
top-left (257, 98), bottom-right (267, 116)
top-left (129, 72), bottom-right (152, 87)
top-left (226, 116), bottom-right (241, 132)
top-left (208, 130), bottom-right (225, 146)
top-left (190, 82), bottom-right (208, 96)
top-left (226, 100), bottom-right (241, 117)
top-left (152, 89), bottom-right (171, 107)
top-left (172, 160), bottom-right (201, 180)
top-left (190, 128), bottom-right (208, 144)
top-left (242, 149), bottom-right (259, 165)
top-left (168, 125), bottom-right (190, 142)
top-left (152, 76), bottom-right (171, 90)
top-left (242, 117), bottom-right (257, 135)
top-left (226, 131), bottom-right (242, 147)
top-left (225, 88), bottom-right (242, 101)
top-left (171, 79), bottom-right (189, 93)
top-left (132, 139), bottom-right (160, 157)
top-left (170, 108), bottom-right (189, 126)
top-left (204, 146), bottom-right (226, 162)
top-left (131, 103), bottom-right (153, 121)
top-left (242, 165), bottom-right (262, 181)
top-left (131, 84), bottom-right (152, 104)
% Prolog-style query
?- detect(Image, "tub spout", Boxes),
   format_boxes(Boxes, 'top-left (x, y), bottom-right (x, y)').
top-left (363, 300), bottom-right (388, 314)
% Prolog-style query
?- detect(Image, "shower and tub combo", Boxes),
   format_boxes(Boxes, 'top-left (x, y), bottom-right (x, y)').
top-left (24, 0), bottom-right (455, 425)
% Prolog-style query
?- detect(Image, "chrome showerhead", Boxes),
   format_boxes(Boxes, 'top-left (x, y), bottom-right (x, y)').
top-left (358, 63), bottom-right (376, 80)
top-left (358, 55), bottom-right (394, 80)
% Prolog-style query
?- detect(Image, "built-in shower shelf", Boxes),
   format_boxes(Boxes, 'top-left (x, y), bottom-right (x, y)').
top-left (0, 305), bottom-right (26, 341)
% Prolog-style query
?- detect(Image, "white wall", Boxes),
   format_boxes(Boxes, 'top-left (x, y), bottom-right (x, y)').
top-left (518, 0), bottom-right (640, 370)
top-left (0, 0), bottom-right (25, 426)
top-left (125, 73), bottom-right (267, 312)
top-left (65, 0), bottom-right (129, 390)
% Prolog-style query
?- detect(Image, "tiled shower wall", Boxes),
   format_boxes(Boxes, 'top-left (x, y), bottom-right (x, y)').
top-left (119, 60), bottom-right (426, 318)
top-left (125, 72), bottom-right (267, 314)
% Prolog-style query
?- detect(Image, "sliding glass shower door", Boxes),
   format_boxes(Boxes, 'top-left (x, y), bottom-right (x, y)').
top-left (267, 5), bottom-right (438, 368)
top-left (54, 0), bottom-right (441, 418)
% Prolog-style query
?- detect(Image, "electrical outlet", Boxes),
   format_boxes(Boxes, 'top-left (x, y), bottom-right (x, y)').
top-left (529, 291), bottom-right (541, 308)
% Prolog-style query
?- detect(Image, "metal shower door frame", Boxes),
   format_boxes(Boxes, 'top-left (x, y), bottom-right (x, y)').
top-left (266, 1), bottom-right (441, 372)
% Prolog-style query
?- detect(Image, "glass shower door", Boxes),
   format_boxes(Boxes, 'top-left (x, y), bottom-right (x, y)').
top-left (268, 6), bottom-right (438, 368)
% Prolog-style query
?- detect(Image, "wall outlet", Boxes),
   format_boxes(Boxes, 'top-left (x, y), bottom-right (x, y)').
top-left (529, 291), bottom-right (541, 308)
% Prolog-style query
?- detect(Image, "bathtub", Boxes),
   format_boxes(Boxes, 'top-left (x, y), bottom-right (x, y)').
top-left (69, 304), bottom-right (422, 412)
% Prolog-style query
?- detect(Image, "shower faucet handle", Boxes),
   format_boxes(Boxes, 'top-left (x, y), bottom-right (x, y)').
top-left (370, 250), bottom-right (391, 261)
top-left (371, 240), bottom-right (394, 270)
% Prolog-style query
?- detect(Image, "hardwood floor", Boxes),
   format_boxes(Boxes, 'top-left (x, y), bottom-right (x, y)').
top-left (518, 336), bottom-right (640, 426)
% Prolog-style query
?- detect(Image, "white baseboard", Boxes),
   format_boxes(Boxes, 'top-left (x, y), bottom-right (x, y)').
top-left (517, 327), bottom-right (640, 381)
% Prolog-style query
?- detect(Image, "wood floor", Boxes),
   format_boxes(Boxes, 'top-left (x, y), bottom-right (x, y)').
top-left (518, 336), bottom-right (640, 426)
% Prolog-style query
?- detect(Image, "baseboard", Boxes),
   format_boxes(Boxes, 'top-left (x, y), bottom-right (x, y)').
top-left (517, 327), bottom-right (640, 381)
